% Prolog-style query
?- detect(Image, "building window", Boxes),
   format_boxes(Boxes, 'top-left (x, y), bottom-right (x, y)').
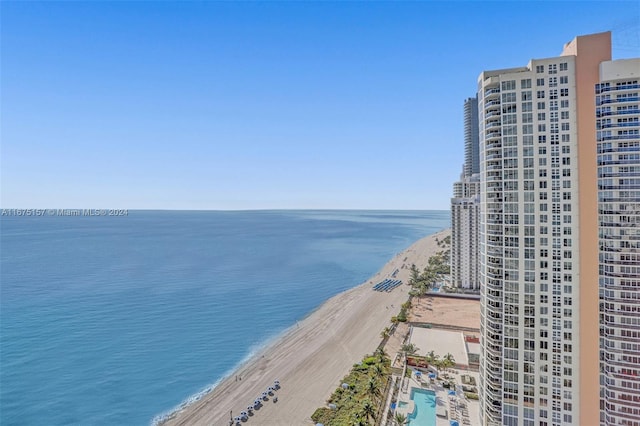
top-left (521, 79), bottom-right (532, 89)
top-left (560, 62), bottom-right (568, 71)
top-left (537, 91), bottom-right (546, 99)
top-left (502, 80), bottom-right (516, 90)
top-left (503, 93), bottom-right (517, 102)
top-left (537, 65), bottom-right (545, 73)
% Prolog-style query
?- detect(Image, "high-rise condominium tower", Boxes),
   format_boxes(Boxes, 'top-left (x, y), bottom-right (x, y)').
top-left (597, 58), bottom-right (640, 426)
top-left (478, 32), bottom-right (612, 426)
top-left (465, 97), bottom-right (480, 177)
top-left (452, 97), bottom-right (481, 290)
top-left (451, 170), bottom-right (480, 290)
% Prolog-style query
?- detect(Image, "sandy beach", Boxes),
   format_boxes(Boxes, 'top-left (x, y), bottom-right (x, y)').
top-left (162, 228), bottom-right (450, 426)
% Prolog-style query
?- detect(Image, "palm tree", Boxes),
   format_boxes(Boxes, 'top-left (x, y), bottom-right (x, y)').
top-left (365, 377), bottom-right (381, 402)
top-left (374, 347), bottom-right (389, 363)
top-left (350, 412), bottom-right (368, 426)
top-left (441, 353), bottom-right (456, 372)
top-left (371, 363), bottom-right (385, 379)
top-left (409, 264), bottom-right (420, 286)
top-left (361, 399), bottom-right (376, 423)
top-left (394, 412), bottom-right (408, 425)
top-left (380, 326), bottom-right (390, 339)
top-left (433, 359), bottom-right (445, 373)
top-left (401, 343), bottom-right (419, 356)
top-left (426, 350), bottom-right (436, 364)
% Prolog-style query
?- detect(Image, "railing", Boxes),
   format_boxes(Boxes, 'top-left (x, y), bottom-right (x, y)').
top-left (599, 134), bottom-right (640, 141)
top-left (599, 97), bottom-right (640, 104)
top-left (597, 110), bottom-right (640, 117)
top-left (597, 84), bottom-right (640, 93)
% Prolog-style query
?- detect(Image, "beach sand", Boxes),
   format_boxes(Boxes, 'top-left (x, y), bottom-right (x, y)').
top-left (162, 229), bottom-right (450, 426)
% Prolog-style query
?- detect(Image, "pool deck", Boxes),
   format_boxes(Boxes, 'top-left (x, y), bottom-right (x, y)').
top-left (395, 369), bottom-right (480, 426)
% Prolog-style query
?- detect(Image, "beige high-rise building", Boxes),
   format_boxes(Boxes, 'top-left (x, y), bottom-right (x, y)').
top-left (597, 58), bottom-right (640, 426)
top-left (478, 32), bottom-right (612, 426)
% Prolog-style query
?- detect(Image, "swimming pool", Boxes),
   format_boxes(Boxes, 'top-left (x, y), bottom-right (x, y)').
top-left (408, 388), bottom-right (437, 426)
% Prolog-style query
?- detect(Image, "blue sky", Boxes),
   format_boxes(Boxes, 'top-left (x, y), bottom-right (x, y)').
top-left (2, 1), bottom-right (638, 210)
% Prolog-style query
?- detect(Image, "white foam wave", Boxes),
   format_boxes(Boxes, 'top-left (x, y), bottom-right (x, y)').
top-left (150, 328), bottom-right (290, 425)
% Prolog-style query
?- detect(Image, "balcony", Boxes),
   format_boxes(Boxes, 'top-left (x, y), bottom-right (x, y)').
top-left (597, 83), bottom-right (640, 93)
top-left (599, 122), bottom-right (640, 130)
top-left (599, 96), bottom-right (640, 104)
top-left (599, 134), bottom-right (640, 141)
top-left (597, 109), bottom-right (640, 117)
top-left (486, 130), bottom-right (502, 140)
top-left (485, 87), bottom-right (501, 98)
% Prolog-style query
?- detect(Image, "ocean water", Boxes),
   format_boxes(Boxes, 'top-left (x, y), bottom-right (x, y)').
top-left (1, 210), bottom-right (449, 425)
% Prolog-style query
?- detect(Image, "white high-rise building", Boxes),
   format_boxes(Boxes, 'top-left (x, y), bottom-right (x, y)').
top-left (452, 97), bottom-right (481, 290)
top-left (451, 172), bottom-right (480, 290)
top-left (596, 58), bottom-right (640, 426)
top-left (478, 32), bottom-right (612, 426)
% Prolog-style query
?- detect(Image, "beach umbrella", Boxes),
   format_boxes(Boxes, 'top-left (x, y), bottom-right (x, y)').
top-left (448, 390), bottom-right (456, 396)
top-left (341, 383), bottom-right (349, 389)
top-left (450, 421), bottom-right (460, 426)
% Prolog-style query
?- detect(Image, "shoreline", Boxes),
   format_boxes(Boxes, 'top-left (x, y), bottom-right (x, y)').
top-left (160, 228), bottom-right (450, 426)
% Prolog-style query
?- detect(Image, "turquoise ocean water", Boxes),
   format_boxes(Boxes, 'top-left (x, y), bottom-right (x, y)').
top-left (1, 210), bottom-right (449, 425)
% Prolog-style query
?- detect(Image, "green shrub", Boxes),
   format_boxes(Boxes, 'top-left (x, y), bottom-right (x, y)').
top-left (311, 407), bottom-right (334, 424)
top-left (397, 311), bottom-right (407, 322)
top-left (363, 356), bottom-right (377, 365)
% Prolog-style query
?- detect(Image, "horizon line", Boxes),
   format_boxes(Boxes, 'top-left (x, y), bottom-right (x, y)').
top-left (0, 207), bottom-right (450, 212)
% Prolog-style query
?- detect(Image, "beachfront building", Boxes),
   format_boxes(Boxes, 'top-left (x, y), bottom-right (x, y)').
top-left (452, 97), bottom-right (481, 290)
top-left (597, 58), bottom-right (640, 426)
top-left (451, 172), bottom-right (480, 290)
top-left (477, 32), bottom-right (612, 426)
